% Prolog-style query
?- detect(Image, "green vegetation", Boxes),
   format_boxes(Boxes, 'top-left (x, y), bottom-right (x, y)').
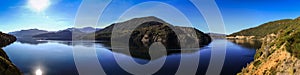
top-left (229, 19), bottom-right (293, 38)
top-left (253, 60), bottom-right (262, 67)
top-left (254, 50), bottom-right (262, 59)
top-left (230, 17), bottom-right (300, 59)
top-left (267, 18), bottom-right (300, 59)
top-left (276, 21), bottom-right (300, 58)
top-left (270, 67), bottom-right (277, 75)
top-left (236, 17), bottom-right (300, 75)
top-left (85, 16), bottom-right (212, 49)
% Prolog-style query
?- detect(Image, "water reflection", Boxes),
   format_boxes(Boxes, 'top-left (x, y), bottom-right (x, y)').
top-left (15, 38), bottom-right (260, 60)
top-left (17, 38), bottom-right (48, 45)
top-left (35, 69), bottom-right (42, 75)
top-left (8, 38), bottom-right (261, 75)
top-left (17, 39), bottom-right (200, 60)
top-left (96, 42), bottom-right (200, 60)
top-left (227, 39), bottom-right (262, 49)
top-left (17, 38), bottom-right (99, 47)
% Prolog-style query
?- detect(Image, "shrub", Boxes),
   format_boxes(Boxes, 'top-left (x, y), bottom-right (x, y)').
top-left (253, 60), bottom-right (262, 67)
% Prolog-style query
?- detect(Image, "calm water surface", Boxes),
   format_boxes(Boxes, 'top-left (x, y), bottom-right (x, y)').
top-left (3, 39), bottom-right (261, 75)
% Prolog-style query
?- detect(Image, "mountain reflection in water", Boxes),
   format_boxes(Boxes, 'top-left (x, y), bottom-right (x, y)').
top-left (4, 38), bottom-right (261, 75)
top-left (227, 39), bottom-right (262, 49)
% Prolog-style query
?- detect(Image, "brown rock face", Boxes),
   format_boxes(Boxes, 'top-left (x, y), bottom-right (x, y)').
top-left (129, 21), bottom-right (179, 49)
top-left (238, 34), bottom-right (300, 75)
top-left (129, 21), bottom-right (211, 49)
top-left (82, 16), bottom-right (212, 59)
top-left (88, 16), bottom-right (211, 49)
top-left (0, 32), bottom-right (22, 75)
top-left (0, 32), bottom-right (16, 47)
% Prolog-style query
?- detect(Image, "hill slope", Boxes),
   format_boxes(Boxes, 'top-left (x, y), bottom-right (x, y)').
top-left (33, 29), bottom-right (75, 40)
top-left (9, 29), bottom-right (48, 38)
top-left (238, 17), bottom-right (300, 75)
top-left (229, 19), bottom-right (295, 38)
top-left (84, 16), bottom-right (212, 49)
top-left (33, 27), bottom-right (99, 40)
top-left (207, 33), bottom-right (226, 39)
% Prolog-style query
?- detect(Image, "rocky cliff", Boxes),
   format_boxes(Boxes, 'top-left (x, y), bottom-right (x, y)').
top-left (238, 34), bottom-right (300, 75)
top-left (238, 17), bottom-right (300, 75)
top-left (0, 32), bottom-right (22, 75)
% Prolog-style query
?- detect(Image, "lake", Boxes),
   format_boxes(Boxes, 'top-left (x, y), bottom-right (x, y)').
top-left (3, 39), bottom-right (261, 75)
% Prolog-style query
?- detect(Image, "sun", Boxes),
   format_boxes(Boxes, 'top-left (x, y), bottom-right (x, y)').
top-left (28, 0), bottom-right (50, 12)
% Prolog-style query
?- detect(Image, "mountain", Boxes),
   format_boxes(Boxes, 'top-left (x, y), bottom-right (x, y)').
top-left (78, 27), bottom-right (101, 33)
top-left (0, 32), bottom-right (22, 75)
top-left (8, 29), bottom-right (48, 38)
top-left (84, 16), bottom-right (212, 49)
top-left (238, 17), bottom-right (300, 75)
top-left (228, 19), bottom-right (295, 39)
top-left (84, 16), bottom-right (166, 40)
top-left (207, 33), bottom-right (226, 39)
top-left (33, 29), bottom-right (80, 40)
top-left (66, 27), bottom-right (101, 33)
top-left (33, 27), bottom-right (99, 40)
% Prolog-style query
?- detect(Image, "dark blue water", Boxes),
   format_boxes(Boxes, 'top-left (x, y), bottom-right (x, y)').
top-left (3, 39), bottom-right (260, 75)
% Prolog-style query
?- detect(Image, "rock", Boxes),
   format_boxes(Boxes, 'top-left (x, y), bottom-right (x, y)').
top-left (85, 16), bottom-right (212, 49)
top-left (238, 33), bottom-right (300, 75)
top-left (0, 49), bottom-right (22, 75)
top-left (129, 21), bottom-right (211, 49)
top-left (0, 32), bottom-right (16, 47)
top-left (0, 32), bottom-right (22, 75)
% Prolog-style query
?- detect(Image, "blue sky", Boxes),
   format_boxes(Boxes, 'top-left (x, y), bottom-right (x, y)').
top-left (0, 0), bottom-right (300, 34)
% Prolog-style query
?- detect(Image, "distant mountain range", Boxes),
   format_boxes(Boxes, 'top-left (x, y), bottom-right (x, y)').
top-left (9, 16), bottom-right (212, 49)
top-left (207, 33), bottom-right (226, 39)
top-left (5, 16), bottom-right (213, 60)
top-left (33, 29), bottom-right (74, 40)
top-left (33, 27), bottom-right (100, 40)
top-left (66, 27), bottom-right (101, 33)
top-left (9, 29), bottom-right (48, 38)
top-left (9, 27), bottom-right (101, 40)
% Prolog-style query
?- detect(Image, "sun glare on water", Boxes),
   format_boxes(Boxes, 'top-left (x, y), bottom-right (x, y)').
top-left (28, 0), bottom-right (50, 12)
top-left (35, 69), bottom-right (43, 75)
